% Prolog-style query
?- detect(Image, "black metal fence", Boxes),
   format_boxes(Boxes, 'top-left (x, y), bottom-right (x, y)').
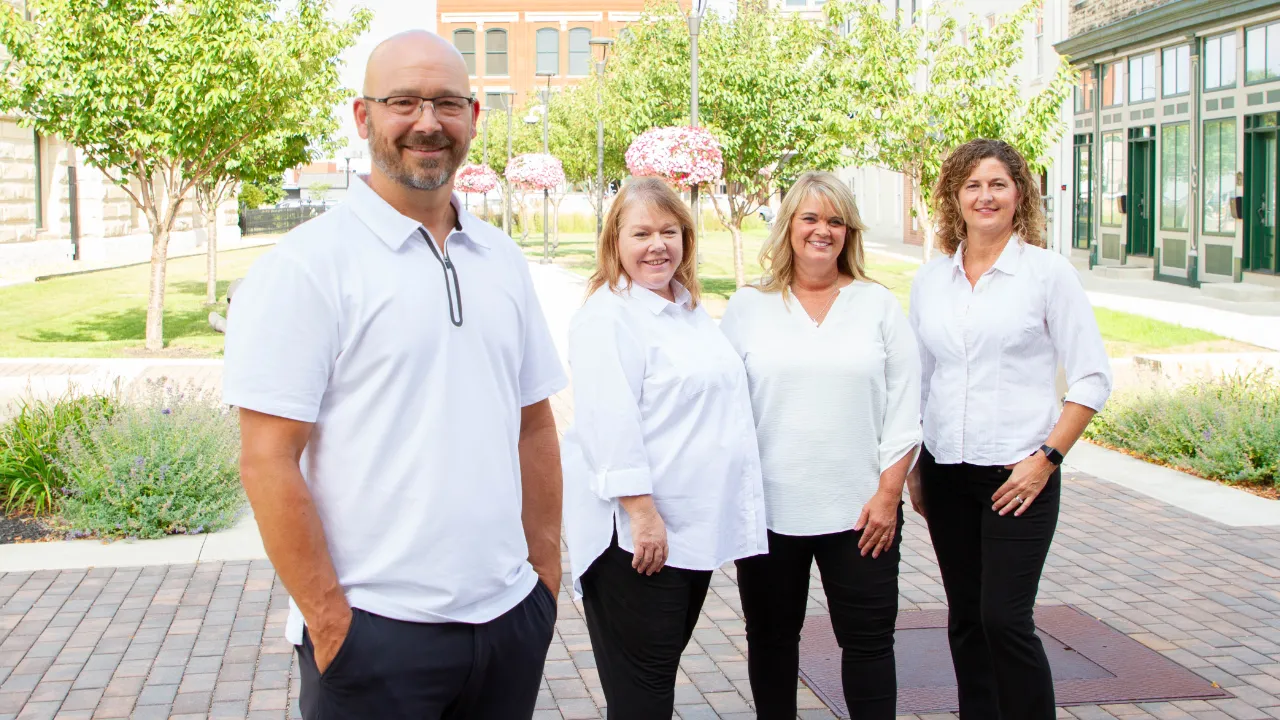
top-left (239, 206), bottom-right (328, 236)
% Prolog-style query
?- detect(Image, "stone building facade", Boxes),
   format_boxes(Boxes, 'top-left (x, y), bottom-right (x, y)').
top-left (0, 115), bottom-right (245, 284)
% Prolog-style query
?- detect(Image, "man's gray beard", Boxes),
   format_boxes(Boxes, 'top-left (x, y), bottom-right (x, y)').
top-left (366, 116), bottom-right (468, 191)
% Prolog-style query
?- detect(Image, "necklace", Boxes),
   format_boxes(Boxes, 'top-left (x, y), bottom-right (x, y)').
top-left (795, 284), bottom-right (842, 326)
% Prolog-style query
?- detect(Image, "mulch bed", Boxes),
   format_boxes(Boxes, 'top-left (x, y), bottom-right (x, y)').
top-left (0, 513), bottom-right (57, 544)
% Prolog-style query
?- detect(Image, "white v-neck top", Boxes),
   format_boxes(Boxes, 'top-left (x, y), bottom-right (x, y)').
top-left (720, 282), bottom-right (922, 536)
top-left (561, 283), bottom-right (768, 597)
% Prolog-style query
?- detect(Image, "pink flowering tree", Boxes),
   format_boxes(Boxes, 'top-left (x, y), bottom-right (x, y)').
top-left (506, 153), bottom-right (566, 249)
top-left (625, 126), bottom-right (724, 190)
top-left (455, 164), bottom-right (499, 216)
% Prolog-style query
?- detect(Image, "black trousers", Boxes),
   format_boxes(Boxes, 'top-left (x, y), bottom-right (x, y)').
top-left (581, 535), bottom-right (713, 719)
top-left (295, 582), bottom-right (557, 720)
top-left (919, 447), bottom-right (1060, 720)
top-left (735, 511), bottom-right (903, 720)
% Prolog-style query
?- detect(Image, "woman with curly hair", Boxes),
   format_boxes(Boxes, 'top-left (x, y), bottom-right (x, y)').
top-left (906, 139), bottom-right (1112, 718)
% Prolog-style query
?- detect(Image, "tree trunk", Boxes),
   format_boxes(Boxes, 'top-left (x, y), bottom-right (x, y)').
top-left (550, 195), bottom-right (565, 253)
top-left (912, 180), bottom-right (935, 262)
top-left (145, 225), bottom-right (171, 352)
top-left (205, 204), bottom-right (219, 305)
top-left (519, 193), bottom-right (532, 247)
top-left (730, 219), bottom-right (746, 289)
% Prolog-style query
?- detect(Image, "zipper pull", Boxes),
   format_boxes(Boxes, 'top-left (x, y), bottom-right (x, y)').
top-left (443, 257), bottom-right (453, 270)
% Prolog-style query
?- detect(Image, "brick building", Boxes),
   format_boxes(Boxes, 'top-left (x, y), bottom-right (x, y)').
top-left (436, 1), bottom-right (692, 112)
top-left (1058, 0), bottom-right (1280, 295)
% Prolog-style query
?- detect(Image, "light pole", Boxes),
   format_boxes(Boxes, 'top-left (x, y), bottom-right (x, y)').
top-left (501, 91), bottom-right (515, 239)
top-left (689, 0), bottom-right (708, 258)
top-left (535, 70), bottom-right (555, 264)
top-left (589, 38), bottom-right (614, 242)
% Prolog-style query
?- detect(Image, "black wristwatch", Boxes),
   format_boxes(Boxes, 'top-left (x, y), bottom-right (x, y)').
top-left (1040, 444), bottom-right (1064, 466)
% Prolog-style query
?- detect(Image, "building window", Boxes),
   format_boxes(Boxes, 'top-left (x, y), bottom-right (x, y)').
top-left (1245, 20), bottom-right (1280, 84)
top-left (1129, 53), bottom-right (1156, 102)
top-left (1204, 32), bottom-right (1237, 90)
top-left (453, 30), bottom-right (476, 76)
top-left (536, 28), bottom-right (559, 75)
top-left (985, 13), bottom-right (995, 28)
top-left (1160, 123), bottom-right (1190, 231)
top-left (485, 92), bottom-right (507, 111)
top-left (1075, 66), bottom-right (1095, 113)
top-left (1102, 61), bottom-right (1124, 107)
top-left (1073, 134), bottom-right (1092, 249)
top-left (1101, 131), bottom-right (1124, 227)
top-left (1162, 45), bottom-right (1189, 97)
top-left (569, 28), bottom-right (591, 76)
top-left (1034, 9), bottom-right (1044, 78)
top-left (1203, 118), bottom-right (1237, 235)
top-left (486, 29), bottom-right (508, 76)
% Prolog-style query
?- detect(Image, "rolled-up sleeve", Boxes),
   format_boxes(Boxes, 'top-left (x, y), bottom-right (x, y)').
top-left (1046, 262), bottom-right (1112, 412)
top-left (568, 310), bottom-right (652, 499)
top-left (880, 292), bottom-right (923, 473)
top-left (222, 250), bottom-right (338, 422)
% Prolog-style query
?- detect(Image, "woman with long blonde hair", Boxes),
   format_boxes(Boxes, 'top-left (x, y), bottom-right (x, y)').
top-left (560, 177), bottom-right (768, 718)
top-left (720, 171), bottom-right (921, 718)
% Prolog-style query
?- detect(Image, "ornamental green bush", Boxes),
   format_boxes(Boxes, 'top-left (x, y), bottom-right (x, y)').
top-left (1084, 370), bottom-right (1280, 486)
top-left (0, 388), bottom-right (117, 515)
top-left (55, 382), bottom-right (243, 539)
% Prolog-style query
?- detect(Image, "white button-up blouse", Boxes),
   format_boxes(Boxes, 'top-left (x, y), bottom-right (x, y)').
top-left (908, 238), bottom-right (1113, 467)
top-left (561, 283), bottom-right (768, 597)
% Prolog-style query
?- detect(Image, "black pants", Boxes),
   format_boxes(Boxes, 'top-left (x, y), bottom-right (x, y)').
top-left (295, 582), bottom-right (557, 720)
top-left (581, 535), bottom-right (713, 719)
top-left (735, 511), bottom-right (903, 720)
top-left (919, 448), bottom-right (1060, 720)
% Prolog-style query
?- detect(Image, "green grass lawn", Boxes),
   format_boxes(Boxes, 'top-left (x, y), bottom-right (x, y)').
top-left (0, 247), bottom-right (271, 358)
top-left (0, 231), bottom-right (1250, 359)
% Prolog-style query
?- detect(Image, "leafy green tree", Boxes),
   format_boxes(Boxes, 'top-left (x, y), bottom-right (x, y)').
top-left (547, 75), bottom-right (628, 226)
top-left (826, 0), bottom-right (1074, 257)
top-left (237, 179), bottom-right (286, 210)
top-left (607, 0), bottom-right (849, 287)
top-left (0, 0), bottom-right (369, 350)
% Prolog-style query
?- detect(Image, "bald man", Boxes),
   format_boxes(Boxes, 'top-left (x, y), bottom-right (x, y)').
top-left (223, 30), bottom-right (567, 719)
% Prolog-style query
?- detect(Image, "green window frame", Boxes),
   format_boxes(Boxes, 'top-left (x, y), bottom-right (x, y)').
top-left (1101, 131), bottom-right (1124, 227)
top-left (1160, 123), bottom-right (1190, 231)
top-left (1162, 45), bottom-right (1190, 97)
top-left (1130, 53), bottom-right (1156, 103)
top-left (1204, 32), bottom-right (1237, 91)
top-left (1102, 60), bottom-right (1125, 107)
top-left (1073, 134), bottom-right (1093, 249)
top-left (453, 30), bottom-right (475, 76)
top-left (1245, 20), bottom-right (1280, 85)
top-left (1202, 118), bottom-right (1238, 236)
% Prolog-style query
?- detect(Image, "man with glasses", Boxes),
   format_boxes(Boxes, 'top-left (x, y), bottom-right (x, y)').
top-left (223, 30), bottom-right (566, 719)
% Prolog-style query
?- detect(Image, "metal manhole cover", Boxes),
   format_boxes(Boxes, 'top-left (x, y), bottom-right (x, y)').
top-left (797, 604), bottom-right (1230, 716)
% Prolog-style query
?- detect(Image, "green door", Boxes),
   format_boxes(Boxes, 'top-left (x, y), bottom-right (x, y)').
top-left (1245, 122), bottom-right (1279, 273)
top-left (1127, 131), bottom-right (1156, 257)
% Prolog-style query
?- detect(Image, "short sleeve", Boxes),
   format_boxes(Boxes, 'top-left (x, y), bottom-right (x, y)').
top-left (514, 253), bottom-right (568, 407)
top-left (222, 250), bottom-right (339, 423)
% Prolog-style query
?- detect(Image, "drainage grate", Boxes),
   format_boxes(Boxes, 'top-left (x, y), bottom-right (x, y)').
top-left (797, 604), bottom-right (1230, 717)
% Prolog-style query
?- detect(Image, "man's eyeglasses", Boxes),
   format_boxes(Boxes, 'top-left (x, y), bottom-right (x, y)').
top-left (364, 95), bottom-right (475, 121)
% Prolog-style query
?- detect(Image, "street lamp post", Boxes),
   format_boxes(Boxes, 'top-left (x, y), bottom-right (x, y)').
top-left (535, 71), bottom-right (555, 264)
top-left (502, 91), bottom-right (515, 239)
top-left (588, 38), bottom-right (614, 242)
top-left (689, 1), bottom-right (708, 259)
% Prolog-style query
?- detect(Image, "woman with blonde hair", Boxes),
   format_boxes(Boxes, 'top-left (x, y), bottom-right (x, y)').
top-left (907, 139), bottom-right (1111, 718)
top-left (561, 177), bottom-right (768, 718)
top-left (720, 171), bottom-right (921, 718)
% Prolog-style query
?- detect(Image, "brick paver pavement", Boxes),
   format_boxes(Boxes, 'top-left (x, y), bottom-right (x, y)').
top-left (3, 363), bottom-right (1279, 718)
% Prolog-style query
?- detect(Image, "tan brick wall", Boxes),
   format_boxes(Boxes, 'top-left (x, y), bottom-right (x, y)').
top-left (0, 119), bottom-right (38, 244)
top-left (1068, 0), bottom-right (1179, 39)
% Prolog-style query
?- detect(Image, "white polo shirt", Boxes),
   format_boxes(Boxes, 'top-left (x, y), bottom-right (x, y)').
top-left (222, 176), bottom-right (567, 644)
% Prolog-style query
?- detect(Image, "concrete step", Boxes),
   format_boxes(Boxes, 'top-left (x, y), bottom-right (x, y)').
top-left (1092, 265), bottom-right (1154, 280)
top-left (1200, 282), bottom-right (1280, 302)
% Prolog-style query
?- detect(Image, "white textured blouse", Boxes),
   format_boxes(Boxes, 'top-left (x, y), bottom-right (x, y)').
top-left (719, 282), bottom-right (922, 537)
top-left (909, 238), bottom-right (1113, 467)
top-left (561, 282), bottom-right (768, 597)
